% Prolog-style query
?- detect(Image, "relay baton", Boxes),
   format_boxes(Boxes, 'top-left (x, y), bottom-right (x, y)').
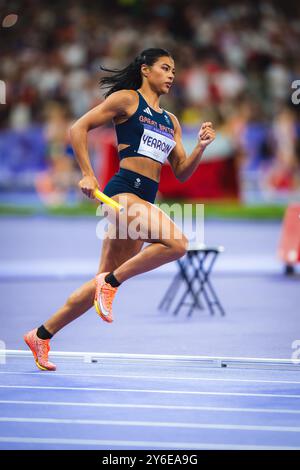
top-left (93, 188), bottom-right (125, 213)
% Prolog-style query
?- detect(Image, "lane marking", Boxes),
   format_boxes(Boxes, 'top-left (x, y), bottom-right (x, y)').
top-left (0, 371), bottom-right (300, 385)
top-left (1, 400), bottom-right (300, 414)
top-left (1, 416), bottom-right (300, 433)
top-left (0, 385), bottom-right (299, 399)
top-left (0, 436), bottom-right (299, 450)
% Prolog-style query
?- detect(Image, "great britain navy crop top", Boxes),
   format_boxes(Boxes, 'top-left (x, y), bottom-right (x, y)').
top-left (114, 90), bottom-right (176, 164)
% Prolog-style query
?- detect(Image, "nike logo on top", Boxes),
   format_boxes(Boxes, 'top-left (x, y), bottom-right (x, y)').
top-left (143, 107), bottom-right (153, 116)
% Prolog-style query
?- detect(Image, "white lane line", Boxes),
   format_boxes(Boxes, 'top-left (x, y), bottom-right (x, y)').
top-left (1, 400), bottom-right (300, 415)
top-left (0, 437), bottom-right (299, 450)
top-left (0, 385), bottom-right (299, 399)
top-left (1, 417), bottom-right (300, 433)
top-left (0, 371), bottom-right (300, 385)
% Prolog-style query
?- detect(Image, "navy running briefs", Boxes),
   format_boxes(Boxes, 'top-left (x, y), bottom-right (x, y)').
top-left (102, 167), bottom-right (159, 204)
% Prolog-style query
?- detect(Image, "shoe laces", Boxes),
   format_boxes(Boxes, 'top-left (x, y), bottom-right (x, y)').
top-left (38, 339), bottom-right (50, 361)
top-left (102, 284), bottom-right (117, 310)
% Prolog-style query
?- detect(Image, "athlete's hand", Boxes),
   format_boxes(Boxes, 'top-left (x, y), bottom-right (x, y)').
top-left (78, 175), bottom-right (99, 199)
top-left (198, 122), bottom-right (216, 150)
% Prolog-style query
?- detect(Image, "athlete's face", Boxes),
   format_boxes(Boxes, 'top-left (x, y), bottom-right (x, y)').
top-left (142, 56), bottom-right (175, 94)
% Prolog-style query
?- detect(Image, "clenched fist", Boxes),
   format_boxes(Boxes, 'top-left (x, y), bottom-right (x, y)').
top-left (78, 175), bottom-right (99, 199)
top-left (198, 122), bottom-right (216, 150)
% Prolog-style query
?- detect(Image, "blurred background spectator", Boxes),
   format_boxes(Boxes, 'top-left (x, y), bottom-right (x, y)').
top-left (0, 0), bottom-right (300, 205)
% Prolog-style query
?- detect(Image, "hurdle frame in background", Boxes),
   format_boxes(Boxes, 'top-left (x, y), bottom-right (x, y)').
top-left (159, 245), bottom-right (225, 317)
top-left (1, 349), bottom-right (300, 371)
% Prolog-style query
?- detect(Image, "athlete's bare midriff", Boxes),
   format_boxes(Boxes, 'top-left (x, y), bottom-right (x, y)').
top-left (120, 155), bottom-right (162, 183)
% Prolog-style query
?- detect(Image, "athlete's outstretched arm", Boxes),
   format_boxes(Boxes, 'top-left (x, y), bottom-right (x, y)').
top-left (167, 113), bottom-right (216, 183)
top-left (69, 90), bottom-right (135, 198)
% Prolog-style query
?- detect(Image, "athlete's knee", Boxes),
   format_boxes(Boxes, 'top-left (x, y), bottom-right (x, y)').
top-left (66, 282), bottom-right (95, 308)
top-left (66, 291), bottom-right (82, 309)
top-left (171, 236), bottom-right (188, 259)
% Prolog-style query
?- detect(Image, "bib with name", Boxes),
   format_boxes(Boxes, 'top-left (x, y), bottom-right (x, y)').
top-left (137, 124), bottom-right (176, 164)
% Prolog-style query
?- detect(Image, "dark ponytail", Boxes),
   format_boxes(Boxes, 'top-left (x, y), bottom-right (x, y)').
top-left (99, 48), bottom-right (173, 98)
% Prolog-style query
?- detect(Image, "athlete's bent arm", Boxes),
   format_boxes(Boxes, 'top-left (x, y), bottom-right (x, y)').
top-left (69, 90), bottom-right (135, 198)
top-left (167, 114), bottom-right (216, 183)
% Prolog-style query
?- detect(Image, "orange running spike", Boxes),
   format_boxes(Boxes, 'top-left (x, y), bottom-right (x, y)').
top-left (24, 328), bottom-right (56, 371)
top-left (94, 272), bottom-right (118, 323)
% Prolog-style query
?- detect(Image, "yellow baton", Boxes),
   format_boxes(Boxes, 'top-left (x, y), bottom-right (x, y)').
top-left (93, 188), bottom-right (125, 213)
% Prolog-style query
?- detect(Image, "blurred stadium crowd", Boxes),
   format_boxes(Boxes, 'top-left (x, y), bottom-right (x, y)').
top-left (1, 0), bottom-right (300, 203)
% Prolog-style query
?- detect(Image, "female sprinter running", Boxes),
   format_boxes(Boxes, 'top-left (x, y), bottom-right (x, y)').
top-left (24, 48), bottom-right (216, 371)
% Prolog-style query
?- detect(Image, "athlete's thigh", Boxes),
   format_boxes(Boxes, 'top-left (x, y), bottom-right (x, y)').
top-left (109, 193), bottom-right (187, 246)
top-left (97, 221), bottom-right (144, 274)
